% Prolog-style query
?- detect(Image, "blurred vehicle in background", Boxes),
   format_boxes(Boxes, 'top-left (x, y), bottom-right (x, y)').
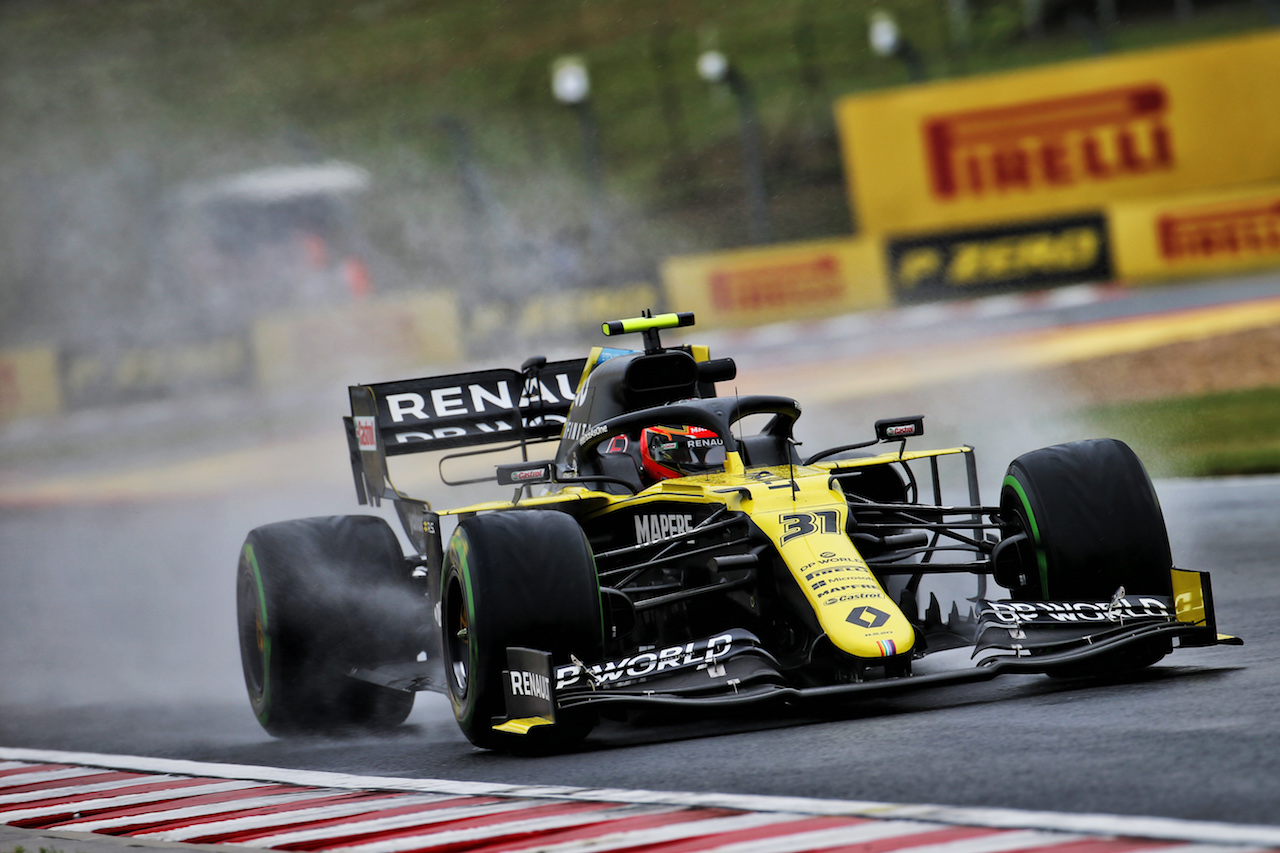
top-left (158, 161), bottom-right (374, 339)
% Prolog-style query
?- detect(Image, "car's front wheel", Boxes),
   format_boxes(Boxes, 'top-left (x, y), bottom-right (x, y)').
top-left (996, 438), bottom-right (1174, 674)
top-left (441, 510), bottom-right (603, 751)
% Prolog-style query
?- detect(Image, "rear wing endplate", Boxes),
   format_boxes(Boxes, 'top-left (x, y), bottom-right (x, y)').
top-left (346, 357), bottom-right (586, 505)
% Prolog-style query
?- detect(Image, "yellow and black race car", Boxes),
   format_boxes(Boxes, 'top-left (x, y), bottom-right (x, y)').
top-left (236, 311), bottom-right (1240, 751)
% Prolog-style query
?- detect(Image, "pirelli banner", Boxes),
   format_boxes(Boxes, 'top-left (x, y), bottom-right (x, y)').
top-left (886, 212), bottom-right (1112, 301)
top-left (1110, 182), bottom-right (1280, 282)
top-left (661, 237), bottom-right (890, 328)
top-left (836, 31), bottom-right (1280, 234)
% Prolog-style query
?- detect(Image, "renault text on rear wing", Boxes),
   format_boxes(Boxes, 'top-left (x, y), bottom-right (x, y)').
top-left (346, 358), bottom-right (586, 504)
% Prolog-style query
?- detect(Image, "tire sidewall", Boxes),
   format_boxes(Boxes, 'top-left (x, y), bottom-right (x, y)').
top-left (235, 515), bottom-right (417, 735)
top-left (443, 528), bottom-right (486, 733)
top-left (1000, 468), bottom-right (1050, 599)
top-left (440, 510), bottom-right (603, 750)
top-left (1000, 439), bottom-right (1172, 601)
top-left (237, 538), bottom-right (275, 723)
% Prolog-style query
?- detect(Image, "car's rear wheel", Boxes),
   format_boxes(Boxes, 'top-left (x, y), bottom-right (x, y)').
top-left (237, 515), bottom-right (421, 736)
top-left (441, 510), bottom-right (603, 751)
top-left (996, 438), bottom-right (1174, 674)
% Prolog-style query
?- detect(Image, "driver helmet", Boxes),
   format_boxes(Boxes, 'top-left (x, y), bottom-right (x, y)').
top-left (640, 425), bottom-right (726, 481)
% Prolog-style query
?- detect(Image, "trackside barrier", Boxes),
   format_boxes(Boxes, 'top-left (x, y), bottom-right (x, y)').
top-left (1109, 182), bottom-right (1280, 283)
top-left (465, 281), bottom-right (659, 343)
top-left (251, 285), bottom-right (659, 389)
top-left (0, 346), bottom-right (61, 421)
top-left (252, 290), bottom-right (461, 388)
top-left (661, 236), bottom-right (889, 329)
top-left (836, 31), bottom-right (1280, 234)
top-left (2, 286), bottom-right (657, 422)
top-left (59, 336), bottom-right (253, 410)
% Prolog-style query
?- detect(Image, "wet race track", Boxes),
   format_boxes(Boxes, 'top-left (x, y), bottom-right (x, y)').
top-left (3, 280), bottom-right (1280, 834)
top-left (0, 476), bottom-right (1278, 827)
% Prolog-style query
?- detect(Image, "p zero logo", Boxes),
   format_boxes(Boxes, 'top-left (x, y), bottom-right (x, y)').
top-left (887, 213), bottom-right (1112, 301)
top-left (923, 84), bottom-right (1174, 201)
top-left (709, 255), bottom-right (843, 312)
top-left (1157, 199), bottom-right (1280, 262)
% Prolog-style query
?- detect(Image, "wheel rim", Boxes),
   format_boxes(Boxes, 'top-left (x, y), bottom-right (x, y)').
top-left (1002, 476), bottom-right (1048, 597)
top-left (237, 567), bottom-right (267, 697)
top-left (444, 575), bottom-right (470, 698)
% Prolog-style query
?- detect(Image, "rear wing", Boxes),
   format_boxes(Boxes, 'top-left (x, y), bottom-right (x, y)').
top-left (345, 357), bottom-right (586, 505)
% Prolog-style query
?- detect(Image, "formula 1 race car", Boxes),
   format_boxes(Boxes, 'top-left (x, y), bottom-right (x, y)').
top-left (236, 311), bottom-right (1240, 751)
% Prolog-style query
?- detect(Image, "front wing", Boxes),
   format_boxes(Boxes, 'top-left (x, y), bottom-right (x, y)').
top-left (492, 569), bottom-right (1240, 735)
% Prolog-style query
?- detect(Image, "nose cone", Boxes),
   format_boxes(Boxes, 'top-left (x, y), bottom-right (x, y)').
top-left (753, 500), bottom-right (915, 661)
top-left (788, 535), bottom-right (916, 660)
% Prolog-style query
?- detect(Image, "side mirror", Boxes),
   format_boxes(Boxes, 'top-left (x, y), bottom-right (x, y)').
top-left (496, 461), bottom-right (554, 486)
top-left (875, 416), bottom-right (924, 442)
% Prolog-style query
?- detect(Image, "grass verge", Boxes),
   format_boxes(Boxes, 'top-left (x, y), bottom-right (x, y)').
top-left (1081, 385), bottom-right (1280, 477)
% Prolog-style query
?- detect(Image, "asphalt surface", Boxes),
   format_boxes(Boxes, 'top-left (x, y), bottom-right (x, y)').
top-left (2, 275), bottom-right (1280, 835)
top-left (1, 445), bottom-right (1277, 829)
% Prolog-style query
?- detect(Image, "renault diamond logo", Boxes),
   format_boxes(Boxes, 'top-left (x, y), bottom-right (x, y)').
top-left (846, 606), bottom-right (889, 628)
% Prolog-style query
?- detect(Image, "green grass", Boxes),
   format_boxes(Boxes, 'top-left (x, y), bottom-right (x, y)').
top-left (2, 0), bottom-right (1273, 210)
top-left (1081, 385), bottom-right (1280, 477)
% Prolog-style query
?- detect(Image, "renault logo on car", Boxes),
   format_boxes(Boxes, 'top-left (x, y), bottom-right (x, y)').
top-left (847, 606), bottom-right (890, 628)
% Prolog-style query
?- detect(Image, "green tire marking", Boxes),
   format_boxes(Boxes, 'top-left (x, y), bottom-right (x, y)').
top-left (242, 543), bottom-right (273, 723)
top-left (447, 533), bottom-right (479, 726)
top-left (1003, 475), bottom-right (1050, 597)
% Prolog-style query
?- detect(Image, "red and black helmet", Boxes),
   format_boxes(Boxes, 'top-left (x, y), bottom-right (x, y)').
top-left (639, 425), bottom-right (726, 482)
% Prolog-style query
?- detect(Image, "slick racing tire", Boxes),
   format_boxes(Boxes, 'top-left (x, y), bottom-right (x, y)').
top-left (997, 439), bottom-right (1174, 675)
top-left (237, 516), bottom-right (421, 736)
top-left (441, 510), bottom-right (603, 752)
top-left (998, 438), bottom-right (1172, 601)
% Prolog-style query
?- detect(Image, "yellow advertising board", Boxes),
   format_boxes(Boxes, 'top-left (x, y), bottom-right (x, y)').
top-left (253, 291), bottom-right (461, 387)
top-left (467, 282), bottom-right (659, 342)
top-left (60, 337), bottom-right (252, 409)
top-left (0, 346), bottom-right (62, 422)
top-left (837, 32), bottom-right (1280, 234)
top-left (662, 237), bottom-right (889, 328)
top-left (1110, 182), bottom-right (1280, 282)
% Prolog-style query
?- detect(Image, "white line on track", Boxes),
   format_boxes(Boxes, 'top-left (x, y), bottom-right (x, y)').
top-left (55, 789), bottom-right (366, 833)
top-left (326, 803), bottom-right (678, 853)
top-left (876, 829), bottom-right (1087, 853)
top-left (514, 812), bottom-right (823, 853)
top-left (2, 748), bottom-right (1278, 848)
top-left (550, 824), bottom-right (1077, 853)
top-left (225, 798), bottom-right (561, 848)
top-left (0, 767), bottom-right (124, 788)
top-left (127, 794), bottom-right (458, 841)
top-left (0, 780), bottom-right (274, 823)
top-left (0, 774), bottom-right (194, 806)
